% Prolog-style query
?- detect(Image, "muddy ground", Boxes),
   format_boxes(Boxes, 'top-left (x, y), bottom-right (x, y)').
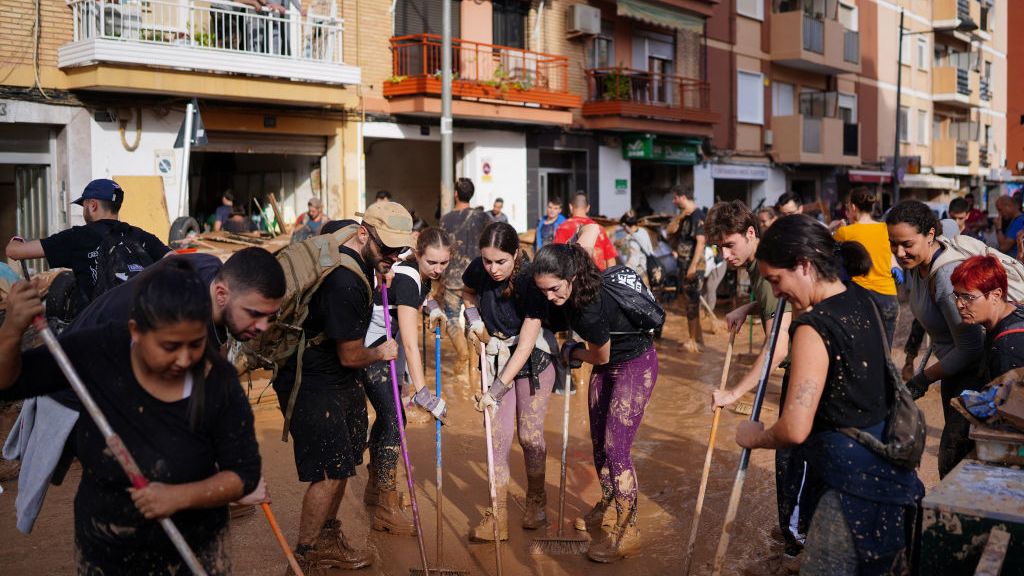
top-left (0, 306), bottom-right (944, 575)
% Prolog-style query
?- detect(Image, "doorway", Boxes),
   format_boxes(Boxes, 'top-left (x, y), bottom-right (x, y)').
top-left (539, 171), bottom-right (574, 218)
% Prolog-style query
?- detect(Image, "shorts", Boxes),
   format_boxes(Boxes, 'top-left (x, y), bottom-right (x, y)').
top-left (274, 372), bottom-right (368, 483)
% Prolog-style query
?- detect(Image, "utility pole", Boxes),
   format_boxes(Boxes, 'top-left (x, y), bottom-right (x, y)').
top-left (440, 0), bottom-right (453, 216)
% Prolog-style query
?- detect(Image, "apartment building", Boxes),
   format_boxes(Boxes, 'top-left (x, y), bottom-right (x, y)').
top-left (706, 0), bottom-right (1006, 213)
top-left (1005, 0), bottom-right (1023, 182)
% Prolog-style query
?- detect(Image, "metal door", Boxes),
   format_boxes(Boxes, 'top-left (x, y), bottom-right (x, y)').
top-left (15, 165), bottom-right (49, 274)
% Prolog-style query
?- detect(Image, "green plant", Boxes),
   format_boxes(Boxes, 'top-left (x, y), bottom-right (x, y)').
top-left (386, 74), bottom-right (408, 83)
top-left (602, 70), bottom-right (631, 101)
top-left (194, 32), bottom-right (215, 47)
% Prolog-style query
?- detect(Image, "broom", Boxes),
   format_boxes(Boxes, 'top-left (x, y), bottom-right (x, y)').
top-left (14, 252), bottom-right (208, 576)
top-left (529, 368), bottom-right (590, 555)
top-left (682, 331), bottom-right (735, 575)
top-left (409, 326), bottom-right (469, 576)
top-left (711, 299), bottom-right (787, 576)
top-left (479, 341), bottom-right (504, 576)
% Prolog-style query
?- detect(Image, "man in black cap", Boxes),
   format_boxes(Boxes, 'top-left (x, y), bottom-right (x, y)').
top-left (5, 178), bottom-right (170, 308)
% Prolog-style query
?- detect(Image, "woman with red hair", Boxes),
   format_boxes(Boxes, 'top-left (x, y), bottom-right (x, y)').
top-left (950, 255), bottom-right (1024, 381)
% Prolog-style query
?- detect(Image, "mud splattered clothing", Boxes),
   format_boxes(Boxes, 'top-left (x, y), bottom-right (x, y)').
top-left (492, 363), bottom-right (557, 485)
top-left (273, 246), bottom-right (373, 482)
top-left (0, 324), bottom-right (261, 575)
top-left (566, 289), bottom-right (658, 524)
top-left (667, 210), bottom-right (705, 319)
top-left (440, 206), bottom-right (491, 323)
top-left (982, 306), bottom-right (1024, 382)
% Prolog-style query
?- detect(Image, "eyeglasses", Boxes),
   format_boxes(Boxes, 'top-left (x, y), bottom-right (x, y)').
top-left (366, 227), bottom-right (404, 257)
top-left (951, 291), bottom-right (989, 304)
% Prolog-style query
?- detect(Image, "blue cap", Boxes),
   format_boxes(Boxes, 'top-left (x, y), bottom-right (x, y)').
top-left (73, 179), bottom-right (123, 206)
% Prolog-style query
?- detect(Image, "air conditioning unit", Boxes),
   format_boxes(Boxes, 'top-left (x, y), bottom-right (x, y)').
top-left (764, 129), bottom-right (774, 148)
top-left (567, 5), bottom-right (601, 37)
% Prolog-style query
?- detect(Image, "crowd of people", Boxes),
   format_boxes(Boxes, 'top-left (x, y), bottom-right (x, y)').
top-left (3, 174), bottom-right (1023, 575)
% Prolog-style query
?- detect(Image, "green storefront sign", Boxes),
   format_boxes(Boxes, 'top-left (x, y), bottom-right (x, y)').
top-left (622, 134), bottom-right (700, 165)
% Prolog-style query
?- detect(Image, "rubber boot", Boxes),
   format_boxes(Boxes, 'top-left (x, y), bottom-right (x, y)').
top-left (522, 474), bottom-right (549, 530)
top-left (574, 498), bottom-right (614, 533)
top-left (469, 486), bottom-right (509, 542)
top-left (362, 462), bottom-right (378, 507)
top-left (371, 489), bottom-right (417, 536)
top-left (314, 518), bottom-right (375, 570)
top-left (587, 502), bottom-right (641, 563)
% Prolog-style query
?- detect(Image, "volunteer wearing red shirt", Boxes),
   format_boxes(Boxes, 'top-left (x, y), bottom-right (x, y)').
top-left (553, 192), bottom-right (617, 270)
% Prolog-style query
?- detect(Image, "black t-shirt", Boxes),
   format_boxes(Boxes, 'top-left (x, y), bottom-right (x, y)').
top-left (789, 285), bottom-right (889, 432)
top-left (366, 260), bottom-right (430, 347)
top-left (563, 289), bottom-right (653, 365)
top-left (279, 246), bottom-right (374, 387)
top-left (40, 219), bottom-right (170, 307)
top-left (984, 306), bottom-right (1024, 382)
top-left (0, 323), bottom-right (261, 572)
top-left (462, 257), bottom-right (549, 338)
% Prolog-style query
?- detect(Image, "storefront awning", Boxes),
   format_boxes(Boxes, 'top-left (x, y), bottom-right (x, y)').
top-left (900, 173), bottom-right (958, 190)
top-left (848, 169), bottom-right (892, 184)
top-left (617, 0), bottom-right (704, 33)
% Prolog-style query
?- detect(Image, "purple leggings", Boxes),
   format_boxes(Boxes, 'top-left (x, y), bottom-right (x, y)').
top-left (589, 346), bottom-right (658, 523)
top-left (490, 362), bottom-right (557, 488)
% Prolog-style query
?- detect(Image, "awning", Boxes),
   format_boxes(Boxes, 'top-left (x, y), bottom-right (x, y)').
top-left (901, 173), bottom-right (959, 190)
top-left (848, 169), bottom-right (892, 184)
top-left (617, 0), bottom-right (704, 33)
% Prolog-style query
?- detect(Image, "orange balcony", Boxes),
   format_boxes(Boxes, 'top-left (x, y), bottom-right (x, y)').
top-left (770, 10), bottom-right (860, 75)
top-left (771, 115), bottom-right (859, 166)
top-left (933, 0), bottom-right (981, 31)
top-left (384, 34), bottom-right (580, 113)
top-left (580, 67), bottom-right (717, 136)
top-left (932, 139), bottom-right (979, 175)
top-left (932, 66), bottom-right (979, 108)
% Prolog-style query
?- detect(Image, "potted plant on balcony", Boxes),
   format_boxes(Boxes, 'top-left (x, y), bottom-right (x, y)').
top-left (602, 69), bottom-right (631, 102)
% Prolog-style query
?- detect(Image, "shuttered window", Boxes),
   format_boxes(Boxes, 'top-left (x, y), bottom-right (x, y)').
top-left (395, 0), bottom-right (462, 37)
top-left (492, 0), bottom-right (528, 48)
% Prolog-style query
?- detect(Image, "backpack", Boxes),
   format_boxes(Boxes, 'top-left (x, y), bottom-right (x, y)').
top-left (840, 296), bottom-right (927, 470)
top-left (92, 222), bottom-right (154, 299)
top-left (931, 234), bottom-right (1024, 302)
top-left (601, 265), bottom-right (666, 333)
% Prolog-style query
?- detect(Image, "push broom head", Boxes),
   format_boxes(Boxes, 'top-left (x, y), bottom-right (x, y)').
top-left (409, 567), bottom-right (470, 576)
top-left (528, 531), bottom-right (591, 556)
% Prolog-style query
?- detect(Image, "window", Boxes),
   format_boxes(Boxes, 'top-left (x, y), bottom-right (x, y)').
top-left (900, 28), bottom-right (911, 65)
top-left (933, 117), bottom-right (944, 140)
top-left (588, 21), bottom-right (615, 69)
top-left (772, 81), bottom-right (794, 117)
top-left (838, 93), bottom-right (857, 123)
top-left (917, 109), bottom-right (928, 144)
top-left (492, 0), bottom-right (528, 48)
top-left (839, 3), bottom-right (858, 32)
top-left (395, 0), bottom-right (462, 36)
top-left (899, 106), bottom-right (910, 142)
top-left (916, 37), bottom-right (929, 70)
top-left (737, 0), bottom-right (764, 21)
top-left (737, 70), bottom-right (764, 125)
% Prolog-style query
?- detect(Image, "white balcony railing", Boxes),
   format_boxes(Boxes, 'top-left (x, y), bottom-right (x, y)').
top-left (61, 0), bottom-right (359, 86)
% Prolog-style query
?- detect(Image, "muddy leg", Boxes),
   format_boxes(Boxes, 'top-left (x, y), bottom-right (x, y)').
top-left (515, 364), bottom-right (556, 529)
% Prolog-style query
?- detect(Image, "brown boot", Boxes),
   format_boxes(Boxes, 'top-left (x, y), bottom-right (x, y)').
top-left (522, 474), bottom-right (548, 530)
top-left (587, 504), bottom-right (640, 563)
top-left (469, 487), bottom-right (509, 542)
top-left (363, 463), bottom-right (378, 507)
top-left (284, 546), bottom-right (325, 576)
top-left (315, 519), bottom-right (375, 569)
top-left (574, 498), bottom-right (614, 533)
top-left (371, 489), bottom-right (417, 536)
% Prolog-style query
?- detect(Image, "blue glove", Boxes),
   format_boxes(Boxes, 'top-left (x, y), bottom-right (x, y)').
top-left (891, 267), bottom-right (905, 285)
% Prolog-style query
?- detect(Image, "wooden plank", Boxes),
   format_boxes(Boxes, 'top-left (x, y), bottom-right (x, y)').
top-left (974, 526), bottom-right (1010, 576)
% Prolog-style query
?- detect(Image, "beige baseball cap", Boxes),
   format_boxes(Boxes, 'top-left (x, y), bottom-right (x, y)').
top-left (356, 201), bottom-right (414, 249)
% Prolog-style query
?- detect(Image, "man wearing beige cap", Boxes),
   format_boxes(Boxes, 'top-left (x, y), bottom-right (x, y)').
top-left (273, 202), bottom-right (414, 575)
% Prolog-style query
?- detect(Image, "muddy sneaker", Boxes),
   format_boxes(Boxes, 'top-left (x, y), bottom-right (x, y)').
top-left (317, 519), bottom-right (374, 570)
top-left (371, 489), bottom-right (417, 536)
top-left (574, 499), bottom-right (613, 533)
top-left (285, 547), bottom-right (325, 576)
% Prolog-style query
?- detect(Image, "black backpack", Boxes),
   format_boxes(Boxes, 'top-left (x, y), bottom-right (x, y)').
top-left (92, 222), bottom-right (154, 299)
top-left (601, 265), bottom-right (665, 333)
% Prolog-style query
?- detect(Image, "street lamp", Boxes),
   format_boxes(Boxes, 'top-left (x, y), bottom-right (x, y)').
top-left (892, 10), bottom-right (978, 204)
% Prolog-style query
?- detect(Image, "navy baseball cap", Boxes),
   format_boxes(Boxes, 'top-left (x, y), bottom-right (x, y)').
top-left (72, 179), bottom-right (123, 206)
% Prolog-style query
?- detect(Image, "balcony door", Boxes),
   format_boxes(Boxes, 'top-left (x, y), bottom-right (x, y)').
top-left (632, 31), bottom-right (675, 105)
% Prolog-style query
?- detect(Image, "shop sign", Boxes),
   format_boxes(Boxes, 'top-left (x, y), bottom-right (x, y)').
top-left (711, 164), bottom-right (770, 180)
top-left (622, 134), bottom-right (699, 165)
top-left (615, 179), bottom-right (628, 195)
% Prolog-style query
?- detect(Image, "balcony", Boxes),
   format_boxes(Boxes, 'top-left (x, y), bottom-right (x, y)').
top-left (980, 76), bottom-right (992, 104)
top-left (771, 115), bottom-right (859, 166)
top-left (932, 138), bottom-right (979, 175)
top-left (932, 66), bottom-right (979, 108)
top-left (59, 0), bottom-right (359, 93)
top-left (933, 0), bottom-right (981, 33)
top-left (580, 68), bottom-right (717, 136)
top-left (383, 34), bottom-right (580, 122)
top-left (770, 9), bottom-right (860, 75)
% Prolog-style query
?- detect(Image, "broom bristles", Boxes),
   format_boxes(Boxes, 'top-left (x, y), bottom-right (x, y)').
top-left (528, 535), bottom-right (591, 556)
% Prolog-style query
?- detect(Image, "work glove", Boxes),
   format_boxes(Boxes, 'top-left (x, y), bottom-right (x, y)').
top-left (424, 298), bottom-right (447, 333)
top-left (560, 339), bottom-right (583, 369)
top-left (891, 267), bottom-right (905, 286)
top-left (906, 372), bottom-right (929, 400)
top-left (474, 375), bottom-right (513, 413)
top-left (464, 307), bottom-right (490, 349)
top-left (412, 387), bottom-right (448, 425)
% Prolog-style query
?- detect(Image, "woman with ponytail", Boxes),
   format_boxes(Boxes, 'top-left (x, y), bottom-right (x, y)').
top-left (533, 242), bottom-right (659, 564)
top-left (735, 214), bottom-right (922, 575)
top-left (462, 221), bottom-right (560, 542)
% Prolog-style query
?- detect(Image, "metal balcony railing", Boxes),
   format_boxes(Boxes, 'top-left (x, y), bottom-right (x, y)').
top-left (957, 0), bottom-right (970, 21)
top-left (980, 77), bottom-right (992, 101)
top-left (585, 67), bottom-right (710, 111)
top-left (389, 33), bottom-right (569, 94)
top-left (980, 147), bottom-right (990, 167)
top-left (843, 29), bottom-right (859, 63)
top-left (956, 142), bottom-right (970, 165)
top-left (68, 0), bottom-right (344, 64)
top-left (956, 68), bottom-right (971, 96)
top-left (803, 15), bottom-right (825, 54)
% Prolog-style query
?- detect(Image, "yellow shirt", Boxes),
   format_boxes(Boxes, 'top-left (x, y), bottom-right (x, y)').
top-left (834, 222), bottom-right (897, 296)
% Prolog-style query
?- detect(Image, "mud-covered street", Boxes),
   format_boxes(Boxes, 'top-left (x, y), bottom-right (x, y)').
top-left (0, 308), bottom-right (944, 575)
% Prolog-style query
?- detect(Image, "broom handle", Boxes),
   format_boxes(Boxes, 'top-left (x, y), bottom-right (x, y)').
top-left (557, 368), bottom-right (571, 537)
top-left (16, 251), bottom-right (207, 576)
top-left (711, 298), bottom-right (787, 576)
top-left (380, 284), bottom-right (430, 576)
top-left (480, 342), bottom-right (503, 576)
top-left (262, 503), bottom-right (304, 576)
top-left (682, 331), bottom-right (735, 575)
top-left (435, 325), bottom-right (444, 564)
